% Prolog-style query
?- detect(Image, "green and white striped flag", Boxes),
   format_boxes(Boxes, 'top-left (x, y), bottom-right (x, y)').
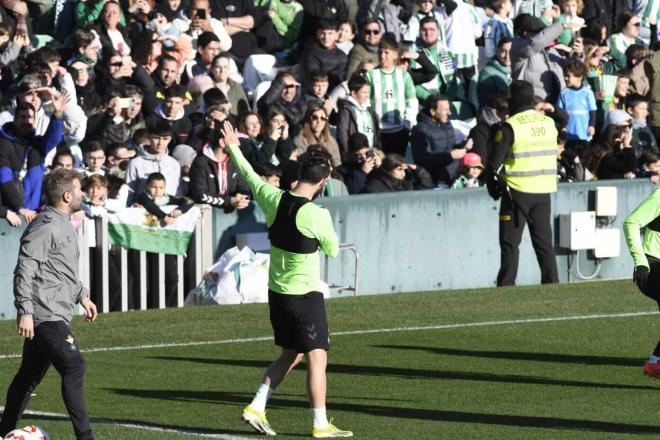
top-left (107, 206), bottom-right (200, 256)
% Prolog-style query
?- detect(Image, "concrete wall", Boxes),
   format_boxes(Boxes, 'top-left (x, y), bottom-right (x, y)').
top-left (0, 179), bottom-right (655, 319)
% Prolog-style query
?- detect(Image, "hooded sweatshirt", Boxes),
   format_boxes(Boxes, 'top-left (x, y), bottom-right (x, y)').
top-left (125, 148), bottom-right (181, 204)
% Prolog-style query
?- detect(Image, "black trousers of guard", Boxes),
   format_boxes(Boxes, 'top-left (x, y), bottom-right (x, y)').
top-left (0, 321), bottom-right (93, 440)
top-left (497, 188), bottom-right (559, 286)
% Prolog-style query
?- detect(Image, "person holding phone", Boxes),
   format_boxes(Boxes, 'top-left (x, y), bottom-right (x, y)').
top-left (181, 0), bottom-right (231, 52)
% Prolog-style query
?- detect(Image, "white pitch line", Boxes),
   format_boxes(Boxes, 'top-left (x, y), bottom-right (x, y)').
top-left (0, 310), bottom-right (657, 360)
top-left (0, 407), bottom-right (255, 439)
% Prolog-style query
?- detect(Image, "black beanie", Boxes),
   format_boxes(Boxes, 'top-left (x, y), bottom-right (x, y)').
top-left (508, 80), bottom-right (535, 115)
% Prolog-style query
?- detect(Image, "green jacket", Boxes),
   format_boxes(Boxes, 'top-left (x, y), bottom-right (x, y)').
top-left (624, 188), bottom-right (660, 269)
top-left (476, 58), bottom-right (511, 108)
top-left (255, 0), bottom-right (303, 46)
top-left (75, 0), bottom-right (126, 28)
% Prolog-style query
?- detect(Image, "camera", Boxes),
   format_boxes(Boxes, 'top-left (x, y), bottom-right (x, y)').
top-left (356, 149), bottom-right (375, 164)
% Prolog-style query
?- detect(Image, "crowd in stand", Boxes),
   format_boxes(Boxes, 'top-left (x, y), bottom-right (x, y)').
top-left (1, 0), bottom-right (660, 228)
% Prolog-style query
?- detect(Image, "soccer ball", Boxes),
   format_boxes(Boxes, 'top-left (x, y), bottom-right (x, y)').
top-left (3, 426), bottom-right (49, 440)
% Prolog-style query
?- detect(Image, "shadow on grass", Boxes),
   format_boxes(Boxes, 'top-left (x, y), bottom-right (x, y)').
top-left (106, 388), bottom-right (660, 435)
top-left (148, 356), bottom-right (660, 392)
top-left (375, 345), bottom-right (642, 367)
top-left (16, 411), bottom-right (256, 438)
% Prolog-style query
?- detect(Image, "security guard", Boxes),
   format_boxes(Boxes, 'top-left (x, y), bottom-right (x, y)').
top-left (484, 80), bottom-right (559, 286)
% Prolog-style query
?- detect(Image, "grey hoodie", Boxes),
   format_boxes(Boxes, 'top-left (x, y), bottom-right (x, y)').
top-left (125, 148), bottom-right (181, 204)
top-left (14, 206), bottom-right (89, 325)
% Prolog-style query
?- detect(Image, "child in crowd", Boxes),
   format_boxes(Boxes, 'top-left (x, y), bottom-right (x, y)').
top-left (337, 21), bottom-right (356, 55)
top-left (0, 22), bottom-right (28, 71)
top-left (255, 162), bottom-right (282, 188)
top-left (556, 0), bottom-right (585, 46)
top-left (557, 59), bottom-right (596, 148)
top-left (83, 141), bottom-right (107, 176)
top-left (135, 172), bottom-right (193, 225)
top-left (484, 0), bottom-right (514, 59)
top-left (626, 94), bottom-right (658, 160)
top-left (336, 73), bottom-right (380, 155)
top-left (83, 173), bottom-right (128, 215)
top-left (637, 152), bottom-right (660, 183)
top-left (452, 152), bottom-right (484, 188)
top-left (304, 71), bottom-right (334, 116)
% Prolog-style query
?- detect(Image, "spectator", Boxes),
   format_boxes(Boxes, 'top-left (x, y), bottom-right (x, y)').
top-left (583, 123), bottom-right (636, 179)
top-left (637, 151), bottom-right (660, 183)
top-left (556, 0), bottom-right (585, 46)
top-left (182, 31), bottom-right (225, 83)
top-left (626, 94), bottom-right (658, 160)
top-left (146, 84), bottom-right (192, 146)
top-left (337, 20), bottom-right (356, 54)
top-left (211, 0), bottom-right (261, 64)
top-left (299, 0), bottom-right (348, 43)
top-left (69, 60), bottom-right (103, 117)
top-left (304, 144), bottom-right (350, 196)
top-left (367, 37), bottom-right (418, 156)
top-left (125, 120), bottom-right (181, 202)
top-left (177, 0), bottom-right (232, 52)
top-left (403, 0), bottom-right (446, 45)
top-left (171, 143), bottom-right (197, 196)
top-left (444, 0), bottom-right (482, 95)
top-left (469, 95), bottom-right (508, 165)
top-left (336, 73), bottom-right (380, 155)
top-left (609, 11), bottom-right (644, 71)
top-left (94, 1), bottom-right (132, 55)
top-left (451, 152), bottom-right (485, 189)
top-left (337, 132), bottom-right (381, 194)
top-left (557, 58), bottom-right (597, 147)
top-left (254, 0), bottom-right (304, 50)
top-left (304, 71), bottom-right (334, 116)
top-left (235, 111), bottom-right (278, 167)
top-left (357, 0), bottom-right (412, 43)
top-left (510, 13), bottom-right (577, 102)
top-left (254, 162), bottom-right (282, 187)
top-left (51, 149), bottom-right (76, 170)
top-left (0, 97), bottom-right (67, 227)
top-left (83, 141), bottom-right (106, 176)
top-left (188, 124), bottom-right (250, 211)
top-left (365, 153), bottom-right (433, 193)
top-left (409, 16), bottom-right (455, 101)
top-left (257, 71), bottom-right (308, 135)
top-left (346, 18), bottom-right (381, 79)
top-left (301, 20), bottom-right (348, 91)
top-left (484, 0), bottom-right (514, 59)
top-left (90, 86), bottom-right (146, 145)
top-left (410, 94), bottom-right (468, 188)
top-left (207, 53), bottom-right (249, 119)
top-left (293, 104), bottom-right (342, 167)
top-left (477, 37), bottom-right (512, 108)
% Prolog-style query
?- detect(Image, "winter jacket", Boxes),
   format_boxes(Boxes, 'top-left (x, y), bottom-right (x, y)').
top-left (468, 106), bottom-right (502, 166)
top-left (364, 165), bottom-right (433, 193)
top-left (648, 51), bottom-right (660, 128)
top-left (510, 22), bottom-right (565, 102)
top-left (188, 145), bottom-right (250, 211)
top-left (336, 96), bottom-right (380, 156)
top-left (582, 0), bottom-right (611, 25)
top-left (595, 148), bottom-right (636, 180)
top-left (346, 42), bottom-right (379, 79)
top-left (0, 116), bottom-right (63, 216)
top-left (255, 0), bottom-right (303, 46)
top-left (257, 74), bottom-right (308, 133)
top-left (410, 112), bottom-right (459, 185)
top-left (145, 105), bottom-right (193, 146)
top-left (476, 58), bottom-right (511, 108)
top-left (337, 162), bottom-right (370, 194)
top-left (238, 136), bottom-right (277, 168)
top-left (293, 132), bottom-right (342, 167)
top-left (125, 149), bottom-right (181, 203)
top-left (301, 40), bottom-right (348, 90)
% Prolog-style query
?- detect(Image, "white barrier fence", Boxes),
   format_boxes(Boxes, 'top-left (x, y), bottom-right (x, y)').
top-left (76, 205), bottom-right (214, 313)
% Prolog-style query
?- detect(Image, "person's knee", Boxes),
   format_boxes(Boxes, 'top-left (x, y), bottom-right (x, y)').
top-left (305, 349), bottom-right (327, 367)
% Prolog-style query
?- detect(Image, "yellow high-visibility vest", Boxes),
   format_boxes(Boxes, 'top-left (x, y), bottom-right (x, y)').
top-left (501, 110), bottom-right (558, 194)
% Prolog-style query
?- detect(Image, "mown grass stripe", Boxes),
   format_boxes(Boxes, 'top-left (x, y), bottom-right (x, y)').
top-left (1, 310), bottom-right (656, 361)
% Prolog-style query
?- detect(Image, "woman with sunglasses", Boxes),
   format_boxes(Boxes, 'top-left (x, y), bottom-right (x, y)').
top-left (582, 120), bottom-right (636, 180)
top-left (346, 18), bottom-right (381, 79)
top-left (609, 11), bottom-right (644, 70)
top-left (293, 105), bottom-right (341, 167)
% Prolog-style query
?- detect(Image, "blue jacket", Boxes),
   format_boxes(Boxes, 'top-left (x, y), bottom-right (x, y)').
top-left (410, 112), bottom-right (459, 185)
top-left (0, 115), bottom-right (63, 216)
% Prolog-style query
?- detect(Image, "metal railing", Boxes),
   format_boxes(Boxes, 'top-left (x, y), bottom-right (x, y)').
top-left (324, 243), bottom-right (359, 296)
top-left (76, 205), bottom-right (214, 313)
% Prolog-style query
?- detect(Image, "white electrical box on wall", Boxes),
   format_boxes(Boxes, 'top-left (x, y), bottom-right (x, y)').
top-left (559, 212), bottom-right (597, 250)
top-left (594, 228), bottom-right (620, 258)
top-left (596, 187), bottom-right (618, 217)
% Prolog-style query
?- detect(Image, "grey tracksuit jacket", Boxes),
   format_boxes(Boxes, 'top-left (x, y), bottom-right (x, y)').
top-left (13, 206), bottom-right (88, 325)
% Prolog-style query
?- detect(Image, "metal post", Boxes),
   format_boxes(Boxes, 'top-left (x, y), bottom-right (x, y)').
top-left (98, 216), bottom-right (109, 313)
top-left (139, 251), bottom-right (147, 310)
top-left (120, 247), bottom-right (128, 311)
top-left (158, 253), bottom-right (165, 309)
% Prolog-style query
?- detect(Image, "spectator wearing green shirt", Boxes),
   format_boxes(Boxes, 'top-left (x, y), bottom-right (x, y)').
top-left (221, 121), bottom-right (352, 438)
top-left (255, 0), bottom-right (303, 49)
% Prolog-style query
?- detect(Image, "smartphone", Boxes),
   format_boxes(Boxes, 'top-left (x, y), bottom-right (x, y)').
top-left (117, 97), bottom-right (136, 109)
top-left (196, 9), bottom-right (206, 19)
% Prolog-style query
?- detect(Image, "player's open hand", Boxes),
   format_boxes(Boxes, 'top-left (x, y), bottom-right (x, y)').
top-left (221, 120), bottom-right (240, 146)
top-left (17, 314), bottom-right (34, 340)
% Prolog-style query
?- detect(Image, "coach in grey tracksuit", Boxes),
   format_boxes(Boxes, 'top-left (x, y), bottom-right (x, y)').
top-left (0, 168), bottom-right (97, 440)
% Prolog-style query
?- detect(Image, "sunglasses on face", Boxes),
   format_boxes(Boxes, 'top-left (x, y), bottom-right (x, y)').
top-left (631, 22), bottom-right (641, 27)
top-left (365, 29), bottom-right (380, 35)
top-left (284, 84), bottom-right (299, 90)
top-left (109, 62), bottom-right (123, 67)
top-left (311, 114), bottom-right (327, 122)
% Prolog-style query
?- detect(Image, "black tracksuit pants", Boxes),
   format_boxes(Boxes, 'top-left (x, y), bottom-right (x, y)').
top-left (0, 321), bottom-right (93, 440)
top-left (497, 188), bottom-right (559, 286)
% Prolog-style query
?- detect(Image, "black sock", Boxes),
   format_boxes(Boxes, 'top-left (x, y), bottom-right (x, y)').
top-left (653, 341), bottom-right (660, 357)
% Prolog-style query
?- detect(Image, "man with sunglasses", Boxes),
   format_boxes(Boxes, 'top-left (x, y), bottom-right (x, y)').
top-left (257, 71), bottom-right (308, 135)
top-left (346, 18), bottom-right (381, 78)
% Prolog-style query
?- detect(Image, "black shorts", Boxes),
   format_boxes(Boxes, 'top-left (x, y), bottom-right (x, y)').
top-left (640, 255), bottom-right (660, 308)
top-left (268, 290), bottom-right (330, 353)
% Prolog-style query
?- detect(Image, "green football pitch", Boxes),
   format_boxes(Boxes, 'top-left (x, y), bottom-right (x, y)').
top-left (1, 279), bottom-right (660, 439)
